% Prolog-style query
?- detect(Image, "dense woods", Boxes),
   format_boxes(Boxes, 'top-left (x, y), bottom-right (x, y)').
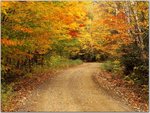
top-left (1, 1), bottom-right (149, 111)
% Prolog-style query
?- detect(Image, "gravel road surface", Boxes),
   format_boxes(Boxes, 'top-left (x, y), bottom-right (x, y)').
top-left (18, 63), bottom-right (133, 112)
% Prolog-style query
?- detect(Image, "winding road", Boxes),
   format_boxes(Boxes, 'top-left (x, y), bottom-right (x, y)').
top-left (18, 63), bottom-right (133, 112)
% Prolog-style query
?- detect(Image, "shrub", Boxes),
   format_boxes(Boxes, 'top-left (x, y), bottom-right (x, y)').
top-left (101, 60), bottom-right (122, 74)
top-left (45, 55), bottom-right (82, 69)
top-left (120, 43), bottom-right (149, 85)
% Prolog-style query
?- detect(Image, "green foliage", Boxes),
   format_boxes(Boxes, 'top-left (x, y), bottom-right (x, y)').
top-left (101, 61), bottom-right (113, 72)
top-left (101, 60), bottom-right (122, 74)
top-left (45, 55), bottom-right (82, 69)
top-left (23, 56), bottom-right (83, 75)
top-left (120, 43), bottom-right (149, 85)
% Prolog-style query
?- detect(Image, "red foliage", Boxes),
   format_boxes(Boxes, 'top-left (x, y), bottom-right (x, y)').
top-left (68, 30), bottom-right (79, 37)
top-left (79, 24), bottom-right (85, 27)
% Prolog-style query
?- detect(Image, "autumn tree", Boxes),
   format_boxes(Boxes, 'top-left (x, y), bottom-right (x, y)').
top-left (1, 1), bottom-right (148, 85)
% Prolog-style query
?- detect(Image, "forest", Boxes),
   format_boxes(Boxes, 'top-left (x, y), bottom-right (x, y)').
top-left (1, 1), bottom-right (149, 112)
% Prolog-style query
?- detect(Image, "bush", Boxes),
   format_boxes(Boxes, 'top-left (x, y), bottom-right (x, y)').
top-left (45, 55), bottom-right (82, 69)
top-left (101, 60), bottom-right (122, 74)
top-left (31, 55), bottom-right (82, 74)
top-left (129, 65), bottom-right (148, 85)
top-left (101, 61), bottom-right (113, 72)
top-left (120, 43), bottom-right (149, 85)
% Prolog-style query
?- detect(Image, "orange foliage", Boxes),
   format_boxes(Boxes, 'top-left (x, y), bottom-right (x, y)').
top-left (13, 26), bottom-right (33, 33)
top-left (1, 38), bottom-right (24, 46)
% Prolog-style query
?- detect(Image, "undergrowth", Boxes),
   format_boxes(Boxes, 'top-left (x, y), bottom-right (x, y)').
top-left (100, 60), bottom-right (122, 74)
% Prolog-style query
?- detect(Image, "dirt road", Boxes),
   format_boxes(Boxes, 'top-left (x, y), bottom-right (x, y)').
top-left (18, 63), bottom-right (133, 112)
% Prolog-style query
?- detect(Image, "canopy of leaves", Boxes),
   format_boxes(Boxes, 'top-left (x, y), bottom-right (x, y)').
top-left (1, 1), bottom-right (148, 85)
